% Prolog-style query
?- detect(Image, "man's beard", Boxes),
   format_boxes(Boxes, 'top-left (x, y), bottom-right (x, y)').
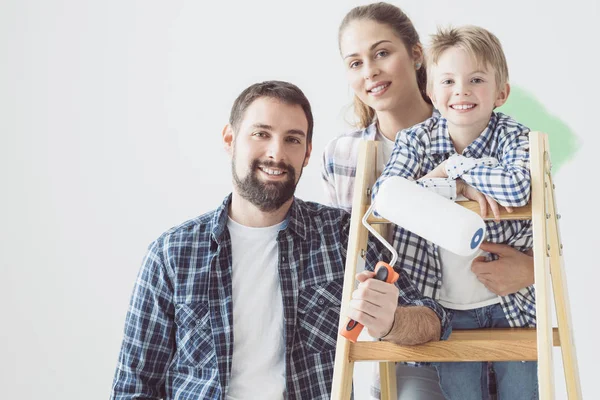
top-left (232, 157), bottom-right (301, 212)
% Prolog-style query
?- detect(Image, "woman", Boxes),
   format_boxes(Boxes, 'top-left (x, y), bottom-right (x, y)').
top-left (322, 4), bottom-right (446, 400)
top-left (322, 3), bottom-right (536, 400)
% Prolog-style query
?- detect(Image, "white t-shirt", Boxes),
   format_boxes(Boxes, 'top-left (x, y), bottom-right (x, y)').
top-left (438, 247), bottom-right (500, 310)
top-left (375, 130), bottom-right (396, 176)
top-left (225, 218), bottom-right (286, 400)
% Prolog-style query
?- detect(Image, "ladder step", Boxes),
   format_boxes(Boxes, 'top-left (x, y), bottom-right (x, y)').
top-left (349, 328), bottom-right (559, 362)
top-left (366, 202), bottom-right (532, 223)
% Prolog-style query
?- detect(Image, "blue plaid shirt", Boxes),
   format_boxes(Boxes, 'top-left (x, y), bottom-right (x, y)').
top-left (372, 112), bottom-right (536, 328)
top-left (111, 195), bottom-right (450, 399)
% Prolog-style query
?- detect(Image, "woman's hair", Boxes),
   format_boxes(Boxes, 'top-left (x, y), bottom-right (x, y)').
top-left (338, 2), bottom-right (430, 128)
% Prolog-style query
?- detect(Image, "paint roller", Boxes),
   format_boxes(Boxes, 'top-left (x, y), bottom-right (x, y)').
top-left (340, 176), bottom-right (486, 342)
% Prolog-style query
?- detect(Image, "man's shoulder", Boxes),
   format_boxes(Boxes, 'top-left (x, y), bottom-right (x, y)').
top-left (294, 199), bottom-right (351, 230)
top-left (151, 208), bottom-right (219, 251)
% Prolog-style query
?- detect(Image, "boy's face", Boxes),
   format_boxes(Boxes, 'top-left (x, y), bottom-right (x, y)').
top-left (429, 47), bottom-right (509, 134)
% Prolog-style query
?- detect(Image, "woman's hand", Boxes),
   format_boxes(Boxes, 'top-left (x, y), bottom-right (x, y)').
top-left (471, 242), bottom-right (534, 296)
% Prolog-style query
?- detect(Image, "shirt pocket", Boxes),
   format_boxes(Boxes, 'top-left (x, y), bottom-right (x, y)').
top-left (297, 280), bottom-right (343, 354)
top-left (174, 302), bottom-right (217, 369)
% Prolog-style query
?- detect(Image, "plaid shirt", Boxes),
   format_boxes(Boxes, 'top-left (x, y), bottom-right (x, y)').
top-left (372, 112), bottom-right (536, 328)
top-left (111, 195), bottom-right (450, 400)
top-left (321, 110), bottom-right (453, 214)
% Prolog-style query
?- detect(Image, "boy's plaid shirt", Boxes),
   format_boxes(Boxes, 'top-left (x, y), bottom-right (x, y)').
top-left (110, 195), bottom-right (450, 399)
top-left (372, 112), bottom-right (536, 328)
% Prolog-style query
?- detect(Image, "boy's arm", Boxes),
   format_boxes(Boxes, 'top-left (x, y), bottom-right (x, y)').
top-left (111, 240), bottom-right (175, 399)
top-left (444, 125), bottom-right (531, 207)
top-left (372, 126), bottom-right (456, 203)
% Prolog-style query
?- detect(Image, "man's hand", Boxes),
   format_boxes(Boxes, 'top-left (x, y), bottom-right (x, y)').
top-left (347, 270), bottom-right (399, 339)
top-left (471, 242), bottom-right (534, 296)
top-left (456, 179), bottom-right (512, 221)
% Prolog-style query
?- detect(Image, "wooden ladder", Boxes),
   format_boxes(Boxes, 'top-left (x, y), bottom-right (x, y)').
top-left (330, 132), bottom-right (581, 400)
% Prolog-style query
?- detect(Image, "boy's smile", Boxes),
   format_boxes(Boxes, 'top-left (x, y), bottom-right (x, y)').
top-left (429, 46), bottom-right (509, 141)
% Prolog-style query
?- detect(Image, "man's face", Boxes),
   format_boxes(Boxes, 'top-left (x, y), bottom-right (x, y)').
top-left (224, 97), bottom-right (312, 212)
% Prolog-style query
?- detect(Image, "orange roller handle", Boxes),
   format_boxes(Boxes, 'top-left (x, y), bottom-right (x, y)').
top-left (340, 261), bottom-right (400, 343)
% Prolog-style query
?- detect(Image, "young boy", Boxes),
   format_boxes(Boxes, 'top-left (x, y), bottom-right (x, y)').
top-left (371, 26), bottom-right (537, 399)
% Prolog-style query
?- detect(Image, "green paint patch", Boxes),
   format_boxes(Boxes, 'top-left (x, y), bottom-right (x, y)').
top-left (497, 85), bottom-right (579, 172)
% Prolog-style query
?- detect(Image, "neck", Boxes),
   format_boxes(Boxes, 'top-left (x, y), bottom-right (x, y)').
top-left (447, 119), bottom-right (489, 154)
top-left (376, 95), bottom-right (432, 141)
top-left (229, 190), bottom-right (292, 227)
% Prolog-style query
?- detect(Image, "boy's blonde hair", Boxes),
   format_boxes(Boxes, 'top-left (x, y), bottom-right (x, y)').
top-left (427, 25), bottom-right (509, 93)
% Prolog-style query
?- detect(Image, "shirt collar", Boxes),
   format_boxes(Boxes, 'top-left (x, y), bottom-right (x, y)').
top-left (367, 108), bottom-right (442, 142)
top-left (210, 194), bottom-right (308, 244)
top-left (430, 111), bottom-right (498, 158)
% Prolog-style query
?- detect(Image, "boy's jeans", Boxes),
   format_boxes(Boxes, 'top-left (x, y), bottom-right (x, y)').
top-left (435, 303), bottom-right (538, 400)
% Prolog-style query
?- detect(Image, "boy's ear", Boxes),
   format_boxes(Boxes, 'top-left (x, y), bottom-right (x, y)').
top-left (494, 82), bottom-right (511, 108)
top-left (222, 124), bottom-right (234, 155)
top-left (428, 89), bottom-right (438, 109)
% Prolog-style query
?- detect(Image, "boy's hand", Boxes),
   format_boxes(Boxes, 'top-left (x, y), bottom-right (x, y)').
top-left (422, 160), bottom-right (448, 179)
top-left (471, 242), bottom-right (534, 296)
top-left (456, 179), bottom-right (513, 221)
top-left (347, 271), bottom-right (399, 339)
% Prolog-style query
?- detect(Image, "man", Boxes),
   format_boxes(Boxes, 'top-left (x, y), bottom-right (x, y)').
top-left (110, 81), bottom-right (450, 399)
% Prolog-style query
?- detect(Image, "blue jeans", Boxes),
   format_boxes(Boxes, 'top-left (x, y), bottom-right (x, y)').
top-left (435, 303), bottom-right (538, 400)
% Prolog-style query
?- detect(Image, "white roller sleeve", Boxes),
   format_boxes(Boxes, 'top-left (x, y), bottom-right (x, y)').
top-left (375, 176), bottom-right (486, 257)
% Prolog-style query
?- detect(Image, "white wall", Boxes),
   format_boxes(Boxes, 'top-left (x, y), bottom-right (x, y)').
top-left (1, 0), bottom-right (598, 398)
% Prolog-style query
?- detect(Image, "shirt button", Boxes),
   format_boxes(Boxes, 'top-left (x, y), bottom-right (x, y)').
top-left (281, 256), bottom-right (286, 262)
top-left (318, 298), bottom-right (325, 306)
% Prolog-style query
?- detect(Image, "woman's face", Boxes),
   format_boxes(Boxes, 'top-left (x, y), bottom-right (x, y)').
top-left (340, 19), bottom-right (421, 113)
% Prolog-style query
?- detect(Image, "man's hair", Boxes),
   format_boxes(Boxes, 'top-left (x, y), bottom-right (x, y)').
top-left (228, 80), bottom-right (314, 143)
top-left (427, 25), bottom-right (509, 93)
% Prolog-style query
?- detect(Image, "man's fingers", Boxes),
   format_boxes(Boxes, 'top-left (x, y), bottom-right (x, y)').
top-left (352, 287), bottom-right (386, 305)
top-left (358, 277), bottom-right (397, 295)
top-left (355, 271), bottom-right (376, 282)
top-left (347, 307), bottom-right (376, 326)
top-left (349, 299), bottom-right (380, 318)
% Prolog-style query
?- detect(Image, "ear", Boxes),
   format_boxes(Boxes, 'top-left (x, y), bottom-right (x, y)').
top-left (411, 43), bottom-right (424, 66)
top-left (494, 82), bottom-right (510, 108)
top-left (222, 124), bottom-right (234, 155)
top-left (303, 142), bottom-right (313, 167)
top-left (428, 88), bottom-right (438, 110)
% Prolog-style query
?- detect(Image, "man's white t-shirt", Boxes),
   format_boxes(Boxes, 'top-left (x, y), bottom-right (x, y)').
top-left (225, 218), bottom-right (286, 400)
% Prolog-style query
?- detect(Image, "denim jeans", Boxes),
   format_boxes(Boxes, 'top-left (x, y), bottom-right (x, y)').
top-left (435, 303), bottom-right (538, 400)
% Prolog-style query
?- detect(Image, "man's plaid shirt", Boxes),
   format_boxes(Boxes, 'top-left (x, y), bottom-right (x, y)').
top-left (372, 112), bottom-right (536, 328)
top-left (110, 195), bottom-right (450, 399)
